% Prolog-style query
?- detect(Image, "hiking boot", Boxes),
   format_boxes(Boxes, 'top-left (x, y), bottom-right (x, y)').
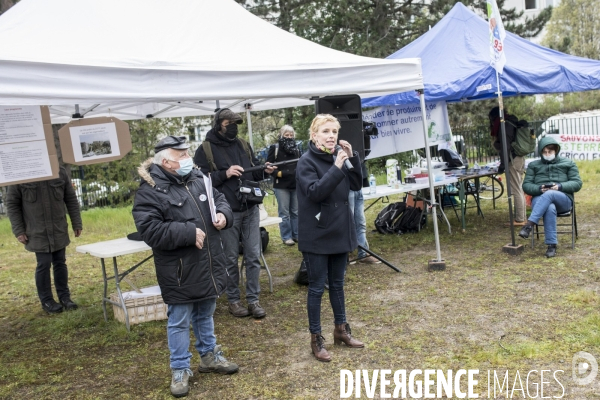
top-left (60, 297), bottom-right (78, 311)
top-left (283, 239), bottom-right (295, 246)
top-left (198, 345), bottom-right (239, 374)
top-left (228, 301), bottom-right (250, 317)
top-left (333, 323), bottom-right (364, 348)
top-left (546, 244), bottom-right (557, 258)
top-left (518, 224), bottom-right (533, 239)
top-left (170, 368), bottom-right (192, 397)
top-left (41, 299), bottom-right (63, 314)
top-left (310, 333), bottom-right (331, 362)
top-left (358, 256), bottom-right (381, 264)
top-left (248, 302), bottom-right (266, 319)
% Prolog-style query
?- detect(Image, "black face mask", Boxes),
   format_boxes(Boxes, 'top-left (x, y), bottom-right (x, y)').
top-left (223, 123), bottom-right (238, 140)
top-left (278, 137), bottom-right (297, 155)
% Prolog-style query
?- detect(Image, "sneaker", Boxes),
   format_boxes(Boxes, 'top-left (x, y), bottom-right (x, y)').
top-left (60, 297), bottom-right (78, 311)
top-left (198, 345), bottom-right (239, 375)
top-left (228, 301), bottom-right (250, 317)
top-left (545, 244), bottom-right (557, 258)
top-left (358, 256), bottom-right (382, 264)
top-left (283, 239), bottom-right (295, 246)
top-left (518, 224), bottom-right (533, 239)
top-left (41, 299), bottom-right (63, 314)
top-left (170, 368), bottom-right (192, 397)
top-left (248, 302), bottom-right (266, 319)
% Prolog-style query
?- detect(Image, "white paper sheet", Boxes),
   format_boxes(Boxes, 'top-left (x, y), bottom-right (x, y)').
top-left (203, 174), bottom-right (218, 223)
top-left (70, 122), bottom-right (120, 162)
top-left (0, 106), bottom-right (45, 145)
top-left (0, 140), bottom-right (53, 183)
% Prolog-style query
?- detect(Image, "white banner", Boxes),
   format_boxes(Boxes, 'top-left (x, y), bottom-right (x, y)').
top-left (547, 133), bottom-right (600, 161)
top-left (363, 102), bottom-right (453, 159)
top-left (487, 0), bottom-right (506, 74)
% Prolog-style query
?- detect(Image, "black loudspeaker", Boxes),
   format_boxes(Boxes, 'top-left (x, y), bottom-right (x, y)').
top-left (315, 95), bottom-right (365, 160)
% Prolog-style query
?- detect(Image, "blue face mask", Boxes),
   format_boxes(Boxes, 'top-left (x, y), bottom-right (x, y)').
top-left (175, 157), bottom-right (193, 176)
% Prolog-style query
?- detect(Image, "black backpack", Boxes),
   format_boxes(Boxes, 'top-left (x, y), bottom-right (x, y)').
top-left (374, 201), bottom-right (425, 234)
top-left (439, 148), bottom-right (464, 168)
top-left (375, 202), bottom-right (406, 234)
top-left (396, 206), bottom-right (426, 233)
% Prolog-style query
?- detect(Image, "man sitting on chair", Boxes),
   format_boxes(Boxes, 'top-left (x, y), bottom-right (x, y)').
top-left (518, 136), bottom-right (582, 258)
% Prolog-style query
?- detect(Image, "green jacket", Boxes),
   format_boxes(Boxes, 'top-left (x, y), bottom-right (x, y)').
top-left (522, 136), bottom-right (582, 201)
top-left (6, 167), bottom-right (82, 253)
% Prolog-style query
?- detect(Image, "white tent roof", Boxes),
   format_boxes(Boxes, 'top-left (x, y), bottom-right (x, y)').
top-left (0, 0), bottom-right (423, 123)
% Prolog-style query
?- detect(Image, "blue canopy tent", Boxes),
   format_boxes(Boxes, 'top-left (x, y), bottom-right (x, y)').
top-left (363, 2), bottom-right (600, 107)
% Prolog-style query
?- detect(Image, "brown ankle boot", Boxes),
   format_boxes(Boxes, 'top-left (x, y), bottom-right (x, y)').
top-left (334, 323), bottom-right (364, 348)
top-left (310, 333), bottom-right (331, 362)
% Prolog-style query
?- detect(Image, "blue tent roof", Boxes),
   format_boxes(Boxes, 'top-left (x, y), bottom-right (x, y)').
top-left (362, 2), bottom-right (600, 107)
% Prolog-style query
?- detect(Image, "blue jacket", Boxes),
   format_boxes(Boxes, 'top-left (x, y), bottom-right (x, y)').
top-left (296, 142), bottom-right (362, 254)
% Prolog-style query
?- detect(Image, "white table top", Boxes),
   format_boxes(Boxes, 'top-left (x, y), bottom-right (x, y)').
top-left (362, 177), bottom-right (458, 200)
top-left (76, 215), bottom-right (283, 259)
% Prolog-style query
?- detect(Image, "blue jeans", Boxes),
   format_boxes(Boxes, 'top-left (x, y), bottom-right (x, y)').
top-left (220, 206), bottom-right (262, 304)
top-left (274, 188), bottom-right (298, 241)
top-left (35, 247), bottom-right (70, 303)
top-left (167, 298), bottom-right (217, 370)
top-left (302, 252), bottom-right (347, 334)
top-left (348, 190), bottom-right (368, 258)
top-left (529, 191), bottom-right (572, 245)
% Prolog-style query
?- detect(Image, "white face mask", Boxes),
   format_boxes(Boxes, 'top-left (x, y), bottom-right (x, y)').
top-left (542, 153), bottom-right (556, 162)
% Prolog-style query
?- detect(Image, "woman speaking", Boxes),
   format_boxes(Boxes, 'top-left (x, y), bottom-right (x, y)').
top-left (296, 114), bottom-right (364, 362)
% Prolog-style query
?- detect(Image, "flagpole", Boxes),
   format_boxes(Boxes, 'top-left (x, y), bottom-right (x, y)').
top-left (496, 72), bottom-right (516, 246)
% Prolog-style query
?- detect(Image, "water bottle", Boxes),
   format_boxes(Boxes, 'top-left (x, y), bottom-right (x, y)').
top-left (473, 161), bottom-right (480, 171)
top-left (369, 174), bottom-right (376, 194)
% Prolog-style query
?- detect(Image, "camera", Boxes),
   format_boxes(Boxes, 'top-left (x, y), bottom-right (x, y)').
top-left (362, 121), bottom-right (379, 158)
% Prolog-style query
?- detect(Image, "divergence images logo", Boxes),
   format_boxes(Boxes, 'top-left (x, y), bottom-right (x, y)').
top-left (572, 352), bottom-right (598, 386)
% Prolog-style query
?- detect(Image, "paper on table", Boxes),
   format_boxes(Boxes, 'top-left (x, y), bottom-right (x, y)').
top-left (203, 174), bottom-right (218, 223)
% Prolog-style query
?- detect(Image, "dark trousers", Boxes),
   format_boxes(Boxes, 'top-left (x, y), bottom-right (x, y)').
top-left (35, 248), bottom-right (70, 303)
top-left (302, 252), bottom-right (347, 334)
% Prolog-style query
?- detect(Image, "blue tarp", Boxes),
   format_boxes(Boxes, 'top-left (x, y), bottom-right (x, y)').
top-left (362, 2), bottom-right (600, 107)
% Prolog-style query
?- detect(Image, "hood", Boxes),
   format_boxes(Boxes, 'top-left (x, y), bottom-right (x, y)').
top-left (205, 126), bottom-right (236, 147)
top-left (137, 158), bottom-right (203, 192)
top-left (538, 135), bottom-right (561, 155)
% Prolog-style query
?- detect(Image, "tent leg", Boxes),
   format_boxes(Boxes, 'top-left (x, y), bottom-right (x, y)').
top-left (417, 90), bottom-right (445, 270)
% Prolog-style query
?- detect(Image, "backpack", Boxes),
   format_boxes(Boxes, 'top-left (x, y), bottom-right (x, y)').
top-left (374, 202), bottom-right (426, 234)
top-left (202, 137), bottom-right (254, 172)
top-left (396, 205), bottom-right (426, 234)
top-left (439, 148), bottom-right (463, 168)
top-left (374, 202), bottom-right (406, 234)
top-left (508, 120), bottom-right (536, 157)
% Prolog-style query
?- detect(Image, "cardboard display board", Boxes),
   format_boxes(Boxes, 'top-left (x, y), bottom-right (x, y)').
top-left (58, 117), bottom-right (131, 165)
top-left (0, 106), bottom-right (59, 187)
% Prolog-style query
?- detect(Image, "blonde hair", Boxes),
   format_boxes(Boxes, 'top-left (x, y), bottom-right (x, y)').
top-left (279, 125), bottom-right (295, 138)
top-left (309, 114), bottom-right (340, 143)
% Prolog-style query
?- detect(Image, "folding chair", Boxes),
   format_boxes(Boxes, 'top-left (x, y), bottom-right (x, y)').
top-left (531, 196), bottom-right (578, 249)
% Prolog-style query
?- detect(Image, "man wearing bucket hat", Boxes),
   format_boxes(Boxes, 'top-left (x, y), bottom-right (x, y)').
top-left (133, 135), bottom-right (238, 397)
top-left (194, 109), bottom-right (276, 319)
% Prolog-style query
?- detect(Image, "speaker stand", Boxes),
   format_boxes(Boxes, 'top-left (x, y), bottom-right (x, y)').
top-left (349, 245), bottom-right (400, 272)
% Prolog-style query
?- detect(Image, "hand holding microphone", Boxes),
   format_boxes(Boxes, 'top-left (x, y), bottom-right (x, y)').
top-left (335, 141), bottom-right (354, 171)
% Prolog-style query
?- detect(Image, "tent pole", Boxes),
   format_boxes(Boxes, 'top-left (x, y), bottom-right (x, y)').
top-left (245, 104), bottom-right (254, 149)
top-left (417, 90), bottom-right (445, 270)
top-left (496, 72), bottom-right (522, 255)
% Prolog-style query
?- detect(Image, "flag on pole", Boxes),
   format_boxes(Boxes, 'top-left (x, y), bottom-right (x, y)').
top-left (487, 0), bottom-right (506, 74)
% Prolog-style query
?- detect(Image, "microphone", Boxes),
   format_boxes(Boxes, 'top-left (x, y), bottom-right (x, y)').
top-left (335, 145), bottom-right (354, 171)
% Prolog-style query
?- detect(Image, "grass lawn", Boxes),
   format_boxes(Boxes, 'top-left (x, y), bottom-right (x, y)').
top-left (1, 160), bottom-right (599, 399)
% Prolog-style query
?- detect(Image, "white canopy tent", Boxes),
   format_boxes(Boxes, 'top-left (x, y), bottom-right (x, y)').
top-left (0, 0), bottom-right (447, 265)
top-left (0, 0), bottom-right (423, 123)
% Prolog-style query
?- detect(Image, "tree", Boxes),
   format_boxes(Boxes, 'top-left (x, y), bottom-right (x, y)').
top-left (542, 0), bottom-right (600, 60)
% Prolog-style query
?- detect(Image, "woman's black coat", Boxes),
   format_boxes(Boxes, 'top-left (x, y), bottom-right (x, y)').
top-left (296, 142), bottom-right (362, 255)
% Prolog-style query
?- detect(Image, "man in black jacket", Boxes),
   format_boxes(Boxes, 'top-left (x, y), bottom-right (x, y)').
top-left (194, 109), bottom-right (275, 319)
top-left (133, 136), bottom-right (238, 398)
